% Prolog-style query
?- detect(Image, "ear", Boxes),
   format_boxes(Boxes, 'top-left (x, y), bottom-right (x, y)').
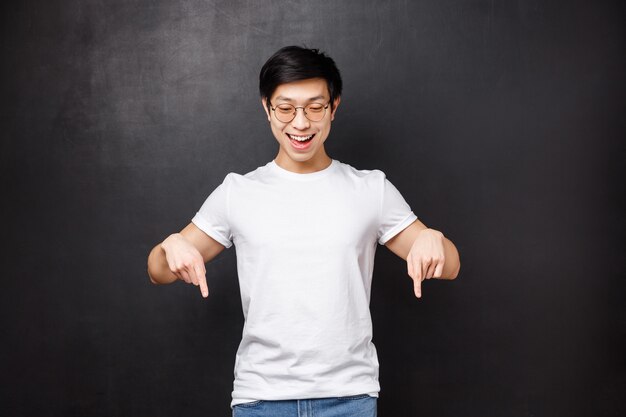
top-left (261, 98), bottom-right (271, 122)
top-left (330, 96), bottom-right (341, 121)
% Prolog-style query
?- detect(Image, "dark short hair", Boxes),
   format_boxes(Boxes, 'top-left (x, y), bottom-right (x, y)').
top-left (259, 46), bottom-right (342, 110)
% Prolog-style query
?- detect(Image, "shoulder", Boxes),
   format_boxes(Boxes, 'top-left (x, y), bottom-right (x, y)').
top-left (334, 160), bottom-right (387, 184)
top-left (221, 161), bottom-right (273, 187)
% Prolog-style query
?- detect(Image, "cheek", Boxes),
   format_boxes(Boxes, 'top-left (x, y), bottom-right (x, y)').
top-left (270, 122), bottom-right (283, 133)
top-left (271, 124), bottom-right (287, 141)
top-left (321, 123), bottom-right (332, 137)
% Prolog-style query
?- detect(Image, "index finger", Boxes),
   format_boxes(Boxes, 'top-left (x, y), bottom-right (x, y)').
top-left (195, 264), bottom-right (209, 298)
top-left (412, 258), bottom-right (423, 298)
top-left (414, 274), bottom-right (422, 299)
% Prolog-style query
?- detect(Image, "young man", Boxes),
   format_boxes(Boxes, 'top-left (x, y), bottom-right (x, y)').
top-left (147, 46), bottom-right (460, 417)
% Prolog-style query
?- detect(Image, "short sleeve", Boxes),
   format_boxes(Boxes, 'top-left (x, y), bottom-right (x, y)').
top-left (191, 174), bottom-right (233, 248)
top-left (377, 175), bottom-right (418, 245)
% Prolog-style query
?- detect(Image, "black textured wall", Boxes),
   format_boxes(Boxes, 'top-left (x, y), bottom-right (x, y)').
top-left (2, 1), bottom-right (624, 416)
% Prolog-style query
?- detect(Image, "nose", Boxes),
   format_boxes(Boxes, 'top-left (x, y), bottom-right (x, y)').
top-left (290, 107), bottom-right (311, 130)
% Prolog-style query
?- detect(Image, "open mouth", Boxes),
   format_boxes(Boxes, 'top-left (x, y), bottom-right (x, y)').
top-left (287, 133), bottom-right (315, 143)
top-left (287, 133), bottom-right (315, 149)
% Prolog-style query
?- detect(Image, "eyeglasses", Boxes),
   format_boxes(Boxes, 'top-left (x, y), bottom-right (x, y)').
top-left (269, 101), bottom-right (330, 123)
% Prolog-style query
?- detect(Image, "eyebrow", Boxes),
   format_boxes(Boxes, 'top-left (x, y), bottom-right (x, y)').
top-left (274, 95), bottom-right (327, 102)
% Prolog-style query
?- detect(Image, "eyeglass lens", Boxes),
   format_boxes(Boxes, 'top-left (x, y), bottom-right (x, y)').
top-left (273, 103), bottom-right (327, 123)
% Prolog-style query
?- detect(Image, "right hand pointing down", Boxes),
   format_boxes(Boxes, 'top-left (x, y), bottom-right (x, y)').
top-left (161, 233), bottom-right (209, 298)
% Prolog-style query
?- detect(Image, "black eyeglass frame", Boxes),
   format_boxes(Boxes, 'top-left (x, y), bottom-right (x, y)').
top-left (268, 101), bottom-right (331, 123)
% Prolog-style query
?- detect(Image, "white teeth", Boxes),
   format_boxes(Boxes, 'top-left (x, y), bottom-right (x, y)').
top-left (288, 134), bottom-right (313, 142)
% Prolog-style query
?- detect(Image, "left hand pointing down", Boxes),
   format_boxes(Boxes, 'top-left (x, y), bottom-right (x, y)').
top-left (407, 228), bottom-right (446, 298)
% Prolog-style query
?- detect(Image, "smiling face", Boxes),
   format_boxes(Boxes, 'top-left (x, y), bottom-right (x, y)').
top-left (262, 78), bottom-right (340, 173)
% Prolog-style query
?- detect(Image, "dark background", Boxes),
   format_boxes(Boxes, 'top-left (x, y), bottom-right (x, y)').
top-left (2, 0), bottom-right (624, 416)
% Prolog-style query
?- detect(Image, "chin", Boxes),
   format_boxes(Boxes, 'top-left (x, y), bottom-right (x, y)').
top-left (289, 152), bottom-right (314, 161)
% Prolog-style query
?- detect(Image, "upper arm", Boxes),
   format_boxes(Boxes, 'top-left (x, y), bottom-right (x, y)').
top-left (179, 222), bottom-right (227, 264)
top-left (384, 218), bottom-right (429, 260)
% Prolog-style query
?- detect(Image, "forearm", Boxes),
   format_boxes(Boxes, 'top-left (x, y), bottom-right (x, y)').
top-left (147, 243), bottom-right (178, 285)
top-left (441, 235), bottom-right (460, 279)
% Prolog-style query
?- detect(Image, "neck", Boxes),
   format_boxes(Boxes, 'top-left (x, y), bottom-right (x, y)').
top-left (274, 149), bottom-right (332, 174)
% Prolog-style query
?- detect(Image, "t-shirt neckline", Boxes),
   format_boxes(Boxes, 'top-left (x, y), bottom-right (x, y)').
top-left (269, 159), bottom-right (338, 181)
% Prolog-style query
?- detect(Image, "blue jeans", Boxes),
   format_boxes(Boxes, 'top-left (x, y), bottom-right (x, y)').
top-left (232, 394), bottom-right (377, 417)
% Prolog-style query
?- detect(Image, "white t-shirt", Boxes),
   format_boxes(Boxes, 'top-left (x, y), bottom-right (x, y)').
top-left (191, 158), bottom-right (417, 407)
